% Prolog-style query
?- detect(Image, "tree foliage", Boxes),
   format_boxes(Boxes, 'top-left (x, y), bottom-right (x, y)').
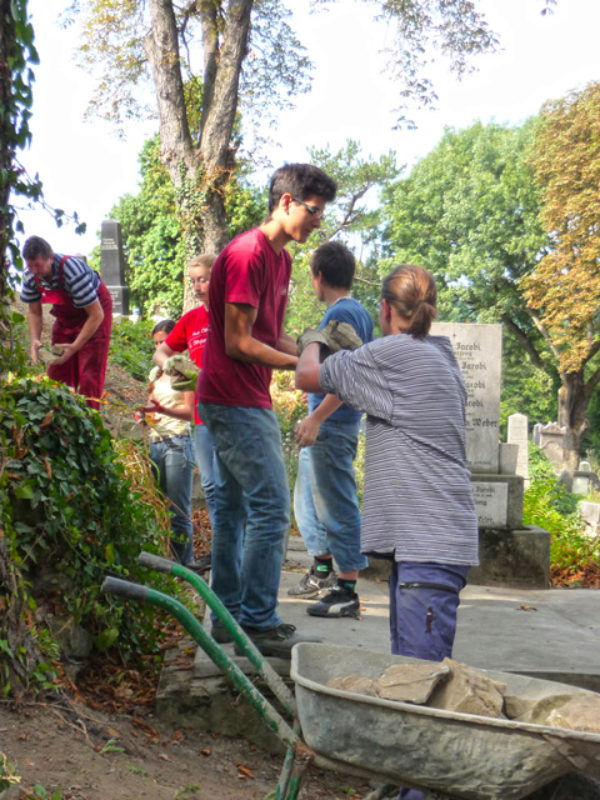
top-left (523, 82), bottom-right (600, 374)
top-left (63, 0), bottom-right (503, 282)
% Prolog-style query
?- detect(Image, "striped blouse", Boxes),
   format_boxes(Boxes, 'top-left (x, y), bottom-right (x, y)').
top-left (319, 333), bottom-right (479, 566)
top-left (20, 253), bottom-right (101, 308)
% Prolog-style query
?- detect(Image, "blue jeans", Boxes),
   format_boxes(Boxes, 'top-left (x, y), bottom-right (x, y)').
top-left (293, 419), bottom-right (368, 573)
top-left (197, 402), bottom-right (290, 629)
top-left (150, 433), bottom-right (195, 565)
top-left (193, 422), bottom-right (217, 528)
top-left (389, 562), bottom-right (470, 660)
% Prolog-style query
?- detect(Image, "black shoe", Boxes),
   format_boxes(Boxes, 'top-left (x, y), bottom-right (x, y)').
top-left (186, 554), bottom-right (212, 574)
top-left (210, 621), bottom-right (234, 644)
top-left (307, 586), bottom-right (360, 618)
top-left (287, 565), bottom-right (337, 598)
top-left (234, 623), bottom-right (321, 659)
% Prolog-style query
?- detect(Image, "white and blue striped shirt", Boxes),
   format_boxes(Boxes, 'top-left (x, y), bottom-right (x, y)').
top-left (320, 333), bottom-right (479, 566)
top-left (20, 253), bottom-right (100, 308)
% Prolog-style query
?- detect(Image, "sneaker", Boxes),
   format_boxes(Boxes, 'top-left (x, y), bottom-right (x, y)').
top-left (210, 621), bottom-right (234, 644)
top-left (307, 586), bottom-right (360, 618)
top-left (234, 623), bottom-right (321, 659)
top-left (287, 565), bottom-right (338, 598)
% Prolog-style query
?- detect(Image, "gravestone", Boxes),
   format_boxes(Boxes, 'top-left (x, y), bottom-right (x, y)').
top-left (532, 423), bottom-right (543, 447)
top-left (432, 322), bottom-right (502, 473)
top-left (100, 219), bottom-right (130, 315)
top-left (507, 412), bottom-right (530, 487)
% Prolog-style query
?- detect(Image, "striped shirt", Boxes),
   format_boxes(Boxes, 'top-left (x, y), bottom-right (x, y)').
top-left (319, 333), bottom-right (479, 566)
top-left (20, 253), bottom-right (101, 308)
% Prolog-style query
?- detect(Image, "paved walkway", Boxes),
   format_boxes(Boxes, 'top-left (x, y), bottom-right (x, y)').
top-left (279, 536), bottom-right (600, 691)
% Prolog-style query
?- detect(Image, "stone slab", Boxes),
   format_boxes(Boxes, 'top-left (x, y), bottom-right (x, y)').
top-left (469, 525), bottom-right (550, 588)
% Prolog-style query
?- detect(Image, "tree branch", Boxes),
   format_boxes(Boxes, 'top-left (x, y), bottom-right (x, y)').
top-left (500, 313), bottom-right (547, 371)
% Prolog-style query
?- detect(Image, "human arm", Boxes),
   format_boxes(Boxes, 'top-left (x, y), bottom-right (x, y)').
top-left (277, 331), bottom-right (298, 356)
top-left (225, 302), bottom-right (298, 369)
top-left (153, 342), bottom-right (176, 369)
top-left (51, 300), bottom-right (105, 366)
top-left (140, 389), bottom-right (195, 422)
top-left (295, 392), bottom-right (343, 448)
top-left (27, 301), bottom-right (44, 363)
top-left (295, 341), bottom-right (323, 393)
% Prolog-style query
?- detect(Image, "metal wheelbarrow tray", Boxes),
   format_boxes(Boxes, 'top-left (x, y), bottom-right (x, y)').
top-left (291, 642), bottom-right (600, 800)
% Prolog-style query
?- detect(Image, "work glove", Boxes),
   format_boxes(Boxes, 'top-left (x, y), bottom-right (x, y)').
top-left (163, 354), bottom-right (200, 391)
top-left (296, 320), bottom-right (363, 360)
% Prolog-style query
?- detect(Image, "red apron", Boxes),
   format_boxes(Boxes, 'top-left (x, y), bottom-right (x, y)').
top-left (36, 256), bottom-right (113, 409)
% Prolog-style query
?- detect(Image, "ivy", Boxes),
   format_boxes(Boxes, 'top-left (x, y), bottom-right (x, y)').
top-left (0, 375), bottom-right (179, 686)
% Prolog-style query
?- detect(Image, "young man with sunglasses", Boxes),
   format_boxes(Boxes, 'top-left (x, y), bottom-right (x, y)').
top-left (197, 163), bottom-right (337, 658)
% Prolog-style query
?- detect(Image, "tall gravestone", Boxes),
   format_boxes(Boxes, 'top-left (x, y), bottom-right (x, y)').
top-left (431, 322), bottom-right (549, 587)
top-left (507, 412), bottom-right (530, 487)
top-left (100, 220), bottom-right (130, 315)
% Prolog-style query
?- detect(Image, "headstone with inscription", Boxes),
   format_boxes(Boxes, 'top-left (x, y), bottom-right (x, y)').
top-left (100, 219), bottom-right (130, 315)
top-left (507, 412), bottom-right (530, 487)
top-left (432, 322), bottom-right (502, 474)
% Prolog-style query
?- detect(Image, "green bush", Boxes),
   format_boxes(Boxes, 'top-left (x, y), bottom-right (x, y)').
top-left (523, 446), bottom-right (599, 574)
top-left (0, 375), bottom-right (178, 680)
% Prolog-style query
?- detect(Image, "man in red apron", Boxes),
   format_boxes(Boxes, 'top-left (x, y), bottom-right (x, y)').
top-left (20, 236), bottom-right (113, 410)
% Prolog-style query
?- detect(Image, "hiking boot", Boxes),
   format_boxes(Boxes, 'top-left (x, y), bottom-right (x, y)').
top-left (210, 621), bottom-right (234, 644)
top-left (234, 623), bottom-right (321, 659)
top-left (307, 586), bottom-right (360, 618)
top-left (186, 554), bottom-right (212, 574)
top-left (287, 565), bottom-right (338, 598)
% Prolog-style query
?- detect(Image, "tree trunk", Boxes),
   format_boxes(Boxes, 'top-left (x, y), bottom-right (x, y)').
top-left (557, 370), bottom-right (592, 475)
top-left (144, 0), bottom-right (253, 312)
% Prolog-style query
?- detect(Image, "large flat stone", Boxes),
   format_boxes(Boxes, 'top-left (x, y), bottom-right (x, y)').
top-left (469, 525), bottom-right (550, 588)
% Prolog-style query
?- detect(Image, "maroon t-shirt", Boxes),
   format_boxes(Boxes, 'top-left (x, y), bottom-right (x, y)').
top-left (196, 228), bottom-right (292, 409)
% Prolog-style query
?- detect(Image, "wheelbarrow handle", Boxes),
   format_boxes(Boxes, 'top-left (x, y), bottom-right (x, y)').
top-left (138, 552), bottom-right (176, 574)
top-left (102, 576), bottom-right (149, 603)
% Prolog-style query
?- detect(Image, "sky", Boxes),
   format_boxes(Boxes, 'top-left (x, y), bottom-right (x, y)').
top-left (15, 0), bottom-right (600, 259)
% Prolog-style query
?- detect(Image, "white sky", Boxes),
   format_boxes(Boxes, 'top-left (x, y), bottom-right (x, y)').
top-left (15, 0), bottom-right (600, 258)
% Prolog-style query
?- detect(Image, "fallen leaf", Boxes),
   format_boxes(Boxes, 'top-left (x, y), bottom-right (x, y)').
top-left (237, 764), bottom-right (255, 779)
top-left (159, 753), bottom-right (171, 761)
top-left (199, 748), bottom-right (211, 757)
top-left (517, 605), bottom-right (538, 612)
top-left (18, 733), bottom-right (27, 740)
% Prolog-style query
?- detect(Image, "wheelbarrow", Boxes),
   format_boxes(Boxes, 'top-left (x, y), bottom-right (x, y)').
top-left (102, 554), bottom-right (600, 800)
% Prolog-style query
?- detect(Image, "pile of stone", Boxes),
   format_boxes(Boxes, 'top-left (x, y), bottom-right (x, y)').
top-left (327, 659), bottom-right (600, 732)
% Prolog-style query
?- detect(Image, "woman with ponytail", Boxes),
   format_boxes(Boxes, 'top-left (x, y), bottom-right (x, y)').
top-left (296, 264), bottom-right (478, 664)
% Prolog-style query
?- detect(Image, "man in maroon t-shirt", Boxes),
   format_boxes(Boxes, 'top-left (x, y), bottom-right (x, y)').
top-left (197, 164), bottom-right (337, 658)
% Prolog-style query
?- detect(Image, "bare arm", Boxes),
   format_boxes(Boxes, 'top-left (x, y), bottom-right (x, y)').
top-left (51, 300), bottom-right (105, 366)
top-left (295, 392), bottom-right (343, 448)
top-left (295, 341), bottom-right (322, 392)
top-left (225, 302), bottom-right (298, 370)
top-left (153, 342), bottom-right (176, 369)
top-left (142, 389), bottom-right (195, 422)
top-left (27, 301), bottom-right (43, 363)
top-left (277, 331), bottom-right (298, 356)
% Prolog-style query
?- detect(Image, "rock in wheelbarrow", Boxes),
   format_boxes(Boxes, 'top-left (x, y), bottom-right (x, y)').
top-left (374, 662), bottom-right (450, 703)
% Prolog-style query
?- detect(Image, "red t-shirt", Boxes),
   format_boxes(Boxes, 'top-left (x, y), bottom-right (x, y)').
top-left (165, 304), bottom-right (209, 424)
top-left (196, 228), bottom-right (292, 409)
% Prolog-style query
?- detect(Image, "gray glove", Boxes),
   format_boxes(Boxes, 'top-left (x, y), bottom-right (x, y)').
top-left (296, 320), bottom-right (363, 360)
top-left (163, 354), bottom-right (200, 391)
